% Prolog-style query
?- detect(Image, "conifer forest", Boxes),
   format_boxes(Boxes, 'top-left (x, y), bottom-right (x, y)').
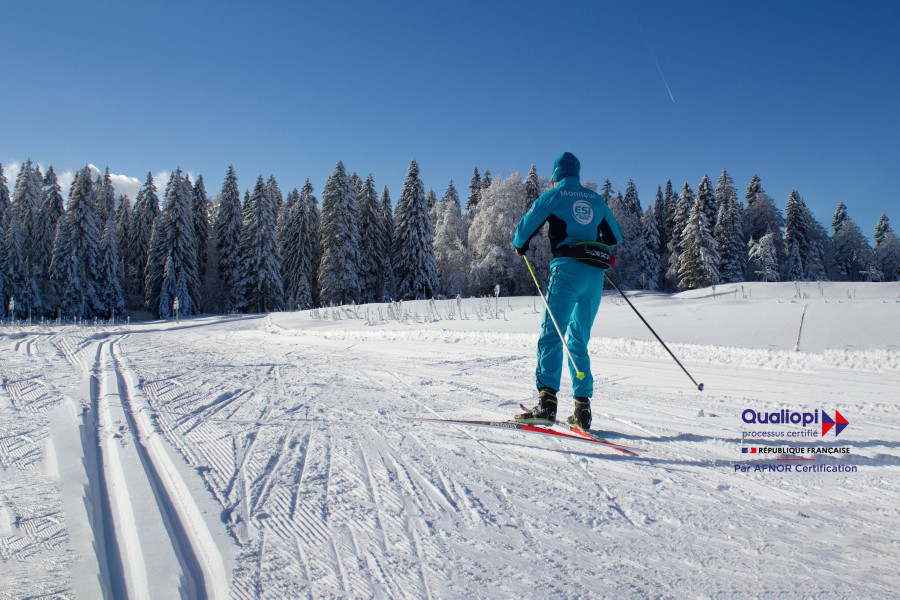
top-left (0, 159), bottom-right (897, 321)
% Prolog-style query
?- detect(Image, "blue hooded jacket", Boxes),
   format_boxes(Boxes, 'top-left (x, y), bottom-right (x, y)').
top-left (514, 152), bottom-right (622, 258)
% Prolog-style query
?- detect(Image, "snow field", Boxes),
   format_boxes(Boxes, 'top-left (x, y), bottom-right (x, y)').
top-left (0, 282), bottom-right (898, 598)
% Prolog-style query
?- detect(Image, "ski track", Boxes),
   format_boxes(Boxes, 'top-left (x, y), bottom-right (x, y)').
top-left (3, 292), bottom-right (900, 599)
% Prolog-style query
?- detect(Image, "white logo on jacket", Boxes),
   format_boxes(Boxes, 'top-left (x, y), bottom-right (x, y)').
top-left (572, 200), bottom-right (594, 225)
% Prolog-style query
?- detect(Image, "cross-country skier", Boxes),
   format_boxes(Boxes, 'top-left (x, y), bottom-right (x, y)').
top-left (513, 152), bottom-right (622, 430)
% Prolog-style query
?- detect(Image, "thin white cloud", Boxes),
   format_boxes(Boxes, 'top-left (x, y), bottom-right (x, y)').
top-left (87, 164), bottom-right (141, 200)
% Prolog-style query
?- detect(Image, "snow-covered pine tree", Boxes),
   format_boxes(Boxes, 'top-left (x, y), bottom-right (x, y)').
top-left (433, 180), bottom-right (470, 297)
top-left (392, 160), bottom-right (438, 299)
top-left (803, 206), bottom-right (831, 281)
top-left (678, 193), bottom-right (719, 290)
top-left (319, 161), bottom-right (360, 305)
top-left (266, 175), bottom-right (283, 214)
top-left (608, 181), bottom-right (644, 288)
top-left (214, 166), bottom-right (243, 311)
top-left (131, 172), bottom-right (160, 299)
top-left (380, 185), bottom-right (394, 298)
top-left (12, 159), bottom-right (40, 238)
top-left (467, 167), bottom-right (481, 214)
top-left (146, 169), bottom-right (201, 317)
top-left (426, 188), bottom-right (437, 213)
top-left (192, 175), bottom-right (210, 283)
top-left (654, 186), bottom-right (667, 262)
top-left (874, 214), bottom-right (890, 247)
top-left (640, 206), bottom-right (661, 290)
top-left (873, 218), bottom-right (900, 281)
top-left (356, 175), bottom-right (386, 303)
top-left (748, 232), bottom-right (779, 282)
top-left (696, 174), bottom-right (718, 241)
top-left (663, 179), bottom-right (676, 254)
top-left (50, 167), bottom-right (102, 318)
top-left (114, 194), bottom-right (138, 300)
top-left (783, 189), bottom-right (810, 280)
top-left (831, 202), bottom-right (848, 234)
top-left (95, 167), bottom-right (116, 223)
top-left (279, 188), bottom-right (309, 310)
top-left (237, 175), bottom-right (283, 313)
top-left (468, 172), bottom-right (526, 295)
top-left (3, 213), bottom-right (42, 317)
top-left (524, 165), bottom-right (541, 209)
top-left (831, 205), bottom-right (876, 281)
top-left (0, 163), bottom-right (10, 221)
top-left (293, 180), bottom-right (320, 306)
top-left (37, 166), bottom-right (66, 308)
top-left (714, 190), bottom-right (746, 283)
top-left (96, 211), bottom-right (125, 319)
top-left (666, 182), bottom-right (694, 288)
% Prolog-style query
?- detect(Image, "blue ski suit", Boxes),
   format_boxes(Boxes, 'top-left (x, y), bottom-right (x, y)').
top-left (513, 152), bottom-right (622, 398)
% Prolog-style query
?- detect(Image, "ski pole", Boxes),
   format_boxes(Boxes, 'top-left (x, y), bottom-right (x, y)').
top-left (605, 274), bottom-right (704, 392)
top-left (523, 255), bottom-right (585, 380)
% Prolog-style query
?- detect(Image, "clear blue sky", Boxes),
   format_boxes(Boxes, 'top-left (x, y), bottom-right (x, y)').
top-left (2, 0), bottom-right (897, 234)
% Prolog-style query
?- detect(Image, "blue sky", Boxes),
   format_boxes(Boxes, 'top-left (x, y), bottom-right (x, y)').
top-left (2, 0), bottom-right (897, 235)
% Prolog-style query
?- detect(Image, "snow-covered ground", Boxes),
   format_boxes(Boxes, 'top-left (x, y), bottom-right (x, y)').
top-left (1, 281), bottom-right (898, 599)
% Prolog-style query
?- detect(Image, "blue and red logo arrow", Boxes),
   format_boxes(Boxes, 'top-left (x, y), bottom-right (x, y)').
top-left (821, 410), bottom-right (849, 436)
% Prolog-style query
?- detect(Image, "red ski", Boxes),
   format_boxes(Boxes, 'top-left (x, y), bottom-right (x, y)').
top-left (403, 416), bottom-right (643, 455)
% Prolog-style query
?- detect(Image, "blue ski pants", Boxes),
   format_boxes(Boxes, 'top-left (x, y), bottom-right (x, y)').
top-left (536, 259), bottom-right (605, 398)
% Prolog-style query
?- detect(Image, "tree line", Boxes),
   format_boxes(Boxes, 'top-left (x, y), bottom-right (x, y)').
top-left (0, 159), bottom-right (897, 320)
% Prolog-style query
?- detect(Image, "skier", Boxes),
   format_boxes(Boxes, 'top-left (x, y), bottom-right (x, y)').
top-left (513, 152), bottom-right (622, 429)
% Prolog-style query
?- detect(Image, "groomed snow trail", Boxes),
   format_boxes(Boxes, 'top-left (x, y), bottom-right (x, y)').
top-left (1, 284), bottom-right (898, 599)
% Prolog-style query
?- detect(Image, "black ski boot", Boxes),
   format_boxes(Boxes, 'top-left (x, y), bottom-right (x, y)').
top-left (567, 397), bottom-right (592, 430)
top-left (515, 388), bottom-right (557, 425)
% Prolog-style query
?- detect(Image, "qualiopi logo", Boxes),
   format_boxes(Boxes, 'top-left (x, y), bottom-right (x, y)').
top-left (741, 408), bottom-right (849, 436)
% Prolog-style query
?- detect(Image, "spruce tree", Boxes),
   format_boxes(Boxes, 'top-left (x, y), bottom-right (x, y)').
top-left (640, 206), bottom-right (661, 290)
top-left (467, 167), bottom-right (481, 214)
top-left (783, 189), bottom-right (810, 280)
top-left (0, 163), bottom-right (10, 222)
top-left (145, 169), bottom-right (201, 317)
top-left (715, 191), bottom-right (746, 283)
top-left (50, 167), bottom-right (102, 318)
top-left (265, 175), bottom-right (283, 213)
top-left (96, 211), bottom-right (125, 319)
top-left (748, 232), bottom-right (780, 282)
top-left (678, 194), bottom-right (719, 290)
top-left (654, 186), bottom-right (667, 258)
top-left (131, 172), bottom-right (160, 299)
top-left (609, 181), bottom-right (644, 288)
top-left (380, 185), bottom-right (394, 298)
top-left (301, 180), bottom-right (322, 305)
top-left (874, 214), bottom-right (890, 247)
top-left (319, 161), bottom-right (360, 305)
top-left (114, 194), bottom-right (137, 299)
top-left (37, 167), bottom-right (66, 307)
top-left (95, 167), bottom-right (116, 223)
top-left (524, 165), bottom-right (541, 209)
top-left (236, 176), bottom-right (283, 313)
top-left (743, 174), bottom-right (785, 276)
top-left (873, 217), bottom-right (900, 281)
top-left (393, 160), bottom-right (438, 299)
top-left (666, 182), bottom-right (694, 288)
top-left (831, 202), bottom-right (848, 234)
top-left (192, 175), bottom-right (210, 282)
top-left (214, 166), bottom-right (243, 311)
top-left (831, 205), bottom-right (876, 281)
top-left (358, 175), bottom-right (386, 303)
top-left (279, 188), bottom-right (309, 310)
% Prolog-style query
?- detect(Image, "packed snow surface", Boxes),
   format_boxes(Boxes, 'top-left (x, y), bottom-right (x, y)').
top-left (1, 281), bottom-right (898, 599)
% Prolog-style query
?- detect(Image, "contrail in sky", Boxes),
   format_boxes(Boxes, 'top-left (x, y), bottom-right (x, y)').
top-left (629, 9), bottom-right (676, 104)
